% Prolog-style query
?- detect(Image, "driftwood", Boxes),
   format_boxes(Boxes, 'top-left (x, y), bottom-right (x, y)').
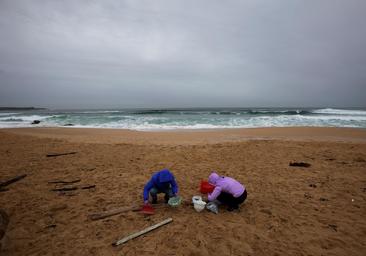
top-left (81, 185), bottom-right (96, 190)
top-left (48, 179), bottom-right (81, 184)
top-left (46, 152), bottom-right (77, 157)
top-left (0, 209), bottom-right (9, 250)
top-left (88, 203), bottom-right (168, 221)
top-left (328, 224), bottom-right (338, 232)
top-left (44, 224), bottom-right (57, 229)
top-left (50, 186), bottom-right (78, 192)
top-left (113, 218), bottom-right (173, 246)
top-left (0, 174), bottom-right (27, 188)
top-left (84, 167), bottom-right (96, 172)
top-left (50, 184), bottom-right (95, 192)
top-left (49, 204), bottom-right (68, 212)
top-left (88, 206), bottom-right (141, 221)
top-left (0, 210), bottom-right (9, 240)
top-left (289, 162), bottom-right (311, 168)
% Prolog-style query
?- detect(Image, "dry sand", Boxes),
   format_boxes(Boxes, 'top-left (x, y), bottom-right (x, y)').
top-left (0, 127), bottom-right (366, 255)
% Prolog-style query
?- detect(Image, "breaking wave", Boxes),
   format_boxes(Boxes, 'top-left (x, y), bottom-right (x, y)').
top-left (0, 108), bottom-right (365, 130)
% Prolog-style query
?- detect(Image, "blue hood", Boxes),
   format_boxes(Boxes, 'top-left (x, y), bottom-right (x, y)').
top-left (158, 169), bottom-right (174, 183)
top-left (143, 169), bottom-right (178, 201)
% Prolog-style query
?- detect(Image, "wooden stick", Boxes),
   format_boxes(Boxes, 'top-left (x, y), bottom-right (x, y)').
top-left (46, 152), bottom-right (77, 157)
top-left (81, 185), bottom-right (96, 190)
top-left (289, 162), bottom-right (311, 167)
top-left (50, 186), bottom-right (78, 192)
top-left (88, 204), bottom-right (168, 221)
top-left (88, 206), bottom-right (141, 221)
top-left (48, 179), bottom-right (81, 184)
top-left (0, 174), bottom-right (27, 188)
top-left (0, 209), bottom-right (9, 240)
top-left (113, 218), bottom-right (173, 246)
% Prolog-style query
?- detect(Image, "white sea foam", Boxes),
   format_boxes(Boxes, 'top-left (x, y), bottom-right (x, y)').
top-left (73, 110), bottom-right (122, 114)
top-left (312, 108), bottom-right (366, 116)
top-left (0, 112), bottom-right (18, 116)
top-left (0, 114), bottom-right (59, 128)
top-left (0, 109), bottom-right (365, 130)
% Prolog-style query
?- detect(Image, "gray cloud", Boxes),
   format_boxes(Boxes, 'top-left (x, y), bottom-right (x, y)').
top-left (0, 0), bottom-right (365, 109)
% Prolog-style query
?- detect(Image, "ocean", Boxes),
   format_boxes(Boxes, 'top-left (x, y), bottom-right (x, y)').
top-left (0, 108), bottom-right (366, 130)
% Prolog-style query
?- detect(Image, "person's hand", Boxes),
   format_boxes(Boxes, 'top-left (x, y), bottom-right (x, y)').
top-left (144, 200), bottom-right (149, 205)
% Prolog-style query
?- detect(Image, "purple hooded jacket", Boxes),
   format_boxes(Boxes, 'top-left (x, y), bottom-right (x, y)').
top-left (208, 172), bottom-right (245, 201)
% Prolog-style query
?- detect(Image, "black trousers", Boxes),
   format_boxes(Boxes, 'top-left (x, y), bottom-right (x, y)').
top-left (217, 190), bottom-right (247, 208)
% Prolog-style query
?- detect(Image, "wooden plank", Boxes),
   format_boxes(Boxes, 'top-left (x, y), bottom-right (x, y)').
top-left (46, 152), bottom-right (77, 157)
top-left (88, 206), bottom-right (141, 221)
top-left (0, 174), bottom-right (27, 188)
top-left (50, 184), bottom-right (95, 193)
top-left (47, 179), bottom-right (81, 184)
top-left (50, 186), bottom-right (78, 192)
top-left (113, 218), bottom-right (173, 246)
top-left (88, 203), bottom-right (169, 221)
top-left (81, 185), bottom-right (96, 190)
top-left (289, 162), bottom-right (311, 167)
top-left (0, 209), bottom-right (9, 241)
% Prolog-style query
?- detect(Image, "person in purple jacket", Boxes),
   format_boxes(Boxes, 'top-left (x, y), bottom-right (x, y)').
top-left (207, 172), bottom-right (247, 211)
top-left (143, 169), bottom-right (178, 205)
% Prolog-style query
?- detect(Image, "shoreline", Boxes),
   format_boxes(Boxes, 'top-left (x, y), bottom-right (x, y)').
top-left (2, 126), bottom-right (366, 144)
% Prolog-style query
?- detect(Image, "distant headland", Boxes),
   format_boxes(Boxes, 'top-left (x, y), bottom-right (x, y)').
top-left (0, 107), bottom-right (47, 110)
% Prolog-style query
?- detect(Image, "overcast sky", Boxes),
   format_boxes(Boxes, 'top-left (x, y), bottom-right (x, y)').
top-left (0, 0), bottom-right (365, 109)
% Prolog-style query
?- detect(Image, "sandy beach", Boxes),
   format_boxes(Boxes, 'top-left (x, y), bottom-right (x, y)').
top-left (1, 127), bottom-right (366, 256)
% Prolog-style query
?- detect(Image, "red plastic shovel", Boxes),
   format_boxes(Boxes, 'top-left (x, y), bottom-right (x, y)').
top-left (140, 204), bottom-right (155, 215)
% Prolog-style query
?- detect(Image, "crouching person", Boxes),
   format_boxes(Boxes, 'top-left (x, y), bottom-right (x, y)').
top-left (143, 169), bottom-right (178, 205)
top-left (208, 172), bottom-right (247, 211)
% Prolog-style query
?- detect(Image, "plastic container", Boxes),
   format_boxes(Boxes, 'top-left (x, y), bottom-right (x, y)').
top-left (200, 180), bottom-right (215, 194)
top-left (192, 195), bottom-right (202, 204)
top-left (206, 202), bottom-right (219, 214)
top-left (192, 195), bottom-right (207, 212)
top-left (168, 196), bottom-right (182, 207)
top-left (193, 200), bottom-right (207, 212)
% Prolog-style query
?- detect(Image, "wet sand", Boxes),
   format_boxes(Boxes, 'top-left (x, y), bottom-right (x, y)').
top-left (0, 127), bottom-right (366, 255)
top-left (3, 126), bottom-right (366, 144)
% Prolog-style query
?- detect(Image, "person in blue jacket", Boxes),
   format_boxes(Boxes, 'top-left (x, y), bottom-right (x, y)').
top-left (143, 169), bottom-right (178, 204)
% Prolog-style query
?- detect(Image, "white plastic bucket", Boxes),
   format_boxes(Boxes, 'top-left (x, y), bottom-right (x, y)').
top-left (192, 196), bottom-right (206, 212)
top-left (192, 195), bottom-right (202, 204)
